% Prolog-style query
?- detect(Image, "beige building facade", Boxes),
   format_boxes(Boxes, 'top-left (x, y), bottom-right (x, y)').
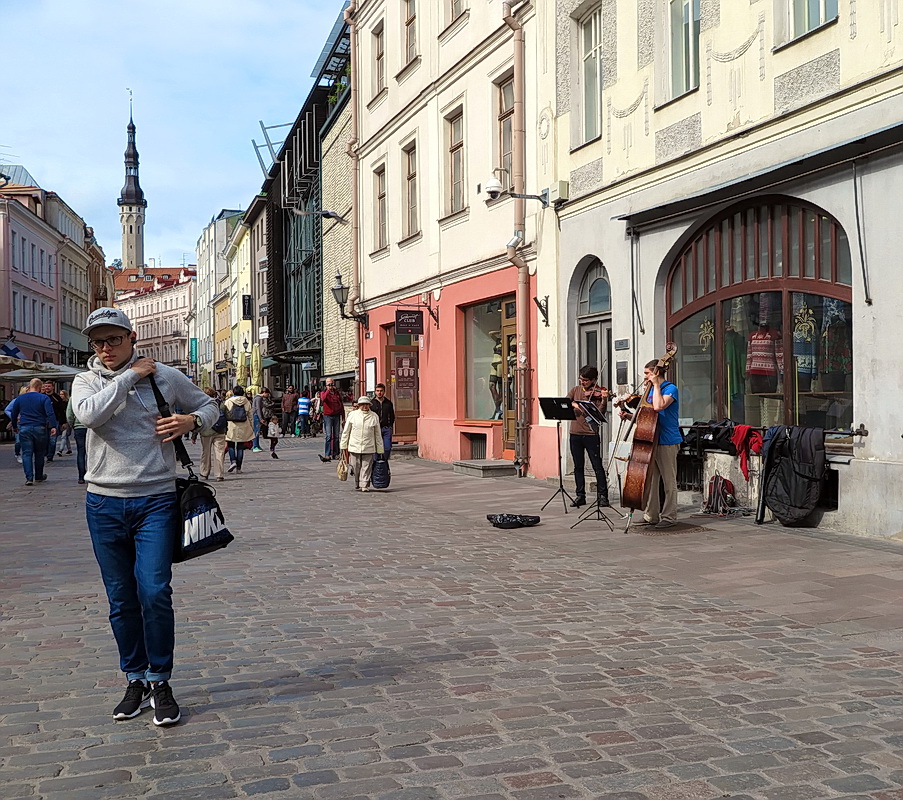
top-left (548, 0), bottom-right (903, 536)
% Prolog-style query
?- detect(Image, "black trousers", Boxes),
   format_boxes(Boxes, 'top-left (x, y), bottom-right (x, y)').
top-left (570, 433), bottom-right (609, 500)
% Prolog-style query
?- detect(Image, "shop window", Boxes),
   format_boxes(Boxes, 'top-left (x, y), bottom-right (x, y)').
top-left (464, 297), bottom-right (515, 420)
top-left (667, 200), bottom-right (853, 432)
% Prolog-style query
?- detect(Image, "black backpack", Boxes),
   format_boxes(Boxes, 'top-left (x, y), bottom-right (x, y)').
top-left (225, 400), bottom-right (247, 423)
top-left (211, 401), bottom-right (228, 434)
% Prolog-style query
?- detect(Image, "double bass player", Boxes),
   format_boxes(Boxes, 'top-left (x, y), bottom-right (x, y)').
top-left (618, 360), bottom-right (683, 528)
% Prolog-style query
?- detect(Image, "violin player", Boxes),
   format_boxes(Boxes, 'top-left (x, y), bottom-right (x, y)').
top-left (567, 365), bottom-right (611, 508)
top-left (618, 360), bottom-right (682, 528)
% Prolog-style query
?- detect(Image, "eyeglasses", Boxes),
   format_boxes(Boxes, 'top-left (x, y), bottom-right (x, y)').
top-left (578, 377), bottom-right (594, 383)
top-left (89, 335), bottom-right (126, 350)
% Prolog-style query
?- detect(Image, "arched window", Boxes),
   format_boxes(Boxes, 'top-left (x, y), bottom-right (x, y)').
top-left (578, 258), bottom-right (611, 315)
top-left (667, 199), bottom-right (853, 431)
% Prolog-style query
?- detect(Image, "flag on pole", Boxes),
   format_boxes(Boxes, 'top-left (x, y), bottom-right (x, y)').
top-left (1, 339), bottom-right (26, 359)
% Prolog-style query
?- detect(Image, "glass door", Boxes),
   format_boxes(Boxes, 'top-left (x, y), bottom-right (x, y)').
top-left (578, 319), bottom-right (613, 450)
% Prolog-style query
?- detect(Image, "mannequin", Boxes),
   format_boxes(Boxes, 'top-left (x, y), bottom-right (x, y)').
top-left (746, 322), bottom-right (782, 394)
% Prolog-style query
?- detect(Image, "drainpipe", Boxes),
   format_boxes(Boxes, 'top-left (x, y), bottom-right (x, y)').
top-left (503, 0), bottom-right (530, 476)
top-left (344, 0), bottom-right (363, 391)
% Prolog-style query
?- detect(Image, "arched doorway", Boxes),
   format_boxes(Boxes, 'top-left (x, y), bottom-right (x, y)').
top-left (666, 198), bottom-right (853, 431)
top-left (576, 258), bottom-right (612, 447)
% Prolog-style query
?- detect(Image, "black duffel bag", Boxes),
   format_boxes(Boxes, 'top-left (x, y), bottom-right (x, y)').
top-left (371, 453), bottom-right (391, 490)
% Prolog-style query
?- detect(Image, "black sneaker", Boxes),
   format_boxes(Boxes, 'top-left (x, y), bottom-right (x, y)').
top-left (150, 681), bottom-right (181, 726)
top-left (271, 452), bottom-right (279, 459)
top-left (113, 680), bottom-right (150, 720)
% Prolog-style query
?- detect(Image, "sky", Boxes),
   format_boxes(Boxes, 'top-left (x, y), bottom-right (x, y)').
top-left (2, 0), bottom-right (345, 268)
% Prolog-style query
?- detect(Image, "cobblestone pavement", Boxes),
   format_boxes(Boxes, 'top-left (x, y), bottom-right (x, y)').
top-left (3, 437), bottom-right (903, 800)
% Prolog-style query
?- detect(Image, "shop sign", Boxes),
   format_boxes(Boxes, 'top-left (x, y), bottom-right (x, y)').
top-left (396, 309), bottom-right (424, 335)
top-left (189, 338), bottom-right (198, 363)
top-left (258, 325), bottom-right (269, 340)
top-left (242, 295), bottom-right (253, 320)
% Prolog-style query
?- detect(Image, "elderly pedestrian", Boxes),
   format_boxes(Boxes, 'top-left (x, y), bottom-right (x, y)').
top-left (200, 387), bottom-right (227, 481)
top-left (225, 385), bottom-right (253, 474)
top-left (340, 395), bottom-right (383, 491)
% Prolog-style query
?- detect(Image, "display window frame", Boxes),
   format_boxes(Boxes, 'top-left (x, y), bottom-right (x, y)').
top-left (666, 197), bottom-right (853, 431)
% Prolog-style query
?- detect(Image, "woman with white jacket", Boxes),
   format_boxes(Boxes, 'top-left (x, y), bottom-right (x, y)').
top-left (340, 396), bottom-right (383, 491)
top-left (224, 386), bottom-right (254, 474)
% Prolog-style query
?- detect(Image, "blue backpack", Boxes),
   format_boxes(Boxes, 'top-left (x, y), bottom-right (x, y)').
top-left (211, 402), bottom-right (228, 434)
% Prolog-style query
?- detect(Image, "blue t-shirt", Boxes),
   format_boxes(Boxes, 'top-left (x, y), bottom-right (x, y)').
top-left (9, 392), bottom-right (56, 429)
top-left (297, 397), bottom-right (311, 415)
top-left (646, 381), bottom-right (682, 446)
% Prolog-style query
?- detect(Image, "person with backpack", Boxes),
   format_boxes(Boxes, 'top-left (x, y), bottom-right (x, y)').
top-left (199, 387), bottom-right (227, 481)
top-left (224, 385), bottom-right (253, 474)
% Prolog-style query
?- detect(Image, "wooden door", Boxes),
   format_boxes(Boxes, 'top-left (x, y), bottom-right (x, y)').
top-left (387, 345), bottom-right (419, 439)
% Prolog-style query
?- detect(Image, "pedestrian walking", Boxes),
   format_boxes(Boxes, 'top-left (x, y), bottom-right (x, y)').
top-left (267, 415), bottom-right (281, 458)
top-left (56, 389), bottom-right (74, 456)
top-left (340, 395), bottom-right (383, 491)
top-left (318, 379), bottom-right (346, 462)
top-left (8, 378), bottom-right (57, 485)
top-left (281, 384), bottom-right (299, 437)
top-left (65, 395), bottom-right (88, 484)
top-left (297, 390), bottom-right (311, 437)
top-left (199, 387), bottom-right (227, 481)
top-left (71, 307), bottom-right (218, 727)
top-left (5, 386), bottom-right (28, 464)
top-left (43, 381), bottom-right (68, 462)
top-left (370, 382), bottom-right (396, 459)
top-left (225, 385), bottom-right (253, 474)
top-left (251, 387), bottom-right (269, 452)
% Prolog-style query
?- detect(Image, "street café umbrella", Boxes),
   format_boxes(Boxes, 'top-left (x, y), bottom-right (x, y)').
top-left (200, 367), bottom-right (211, 390)
top-left (236, 351), bottom-right (249, 387)
top-left (0, 355), bottom-right (40, 370)
top-left (250, 343), bottom-right (262, 390)
top-left (0, 363), bottom-right (86, 382)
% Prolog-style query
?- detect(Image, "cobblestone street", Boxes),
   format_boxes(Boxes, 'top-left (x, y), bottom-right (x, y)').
top-left (3, 438), bottom-right (903, 800)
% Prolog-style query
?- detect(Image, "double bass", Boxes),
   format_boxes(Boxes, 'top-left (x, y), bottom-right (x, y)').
top-left (619, 343), bottom-right (678, 511)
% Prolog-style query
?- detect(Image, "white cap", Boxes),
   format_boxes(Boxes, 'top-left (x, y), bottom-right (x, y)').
top-left (357, 395), bottom-right (372, 405)
top-left (82, 307), bottom-right (133, 336)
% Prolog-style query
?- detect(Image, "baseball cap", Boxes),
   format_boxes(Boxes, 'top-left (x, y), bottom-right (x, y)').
top-left (357, 395), bottom-right (372, 405)
top-left (82, 307), bottom-right (134, 337)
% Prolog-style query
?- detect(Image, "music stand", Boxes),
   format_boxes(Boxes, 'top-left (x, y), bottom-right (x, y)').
top-left (539, 397), bottom-right (577, 513)
top-left (571, 400), bottom-right (615, 531)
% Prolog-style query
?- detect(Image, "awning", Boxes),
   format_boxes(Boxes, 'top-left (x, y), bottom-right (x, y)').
top-left (262, 357), bottom-right (280, 369)
top-left (0, 355), bottom-right (41, 370)
top-left (0, 363), bottom-right (87, 382)
top-left (267, 348), bottom-right (321, 364)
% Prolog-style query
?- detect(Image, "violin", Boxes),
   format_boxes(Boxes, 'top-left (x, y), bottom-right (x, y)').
top-left (620, 343), bottom-right (678, 511)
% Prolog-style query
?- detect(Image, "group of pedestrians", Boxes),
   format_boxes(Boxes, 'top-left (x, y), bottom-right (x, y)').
top-left (5, 379), bottom-right (89, 485)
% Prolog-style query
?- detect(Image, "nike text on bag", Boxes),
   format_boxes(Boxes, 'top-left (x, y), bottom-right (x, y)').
top-left (147, 375), bottom-right (235, 562)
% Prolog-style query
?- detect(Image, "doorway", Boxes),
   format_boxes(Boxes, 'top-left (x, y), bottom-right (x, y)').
top-left (385, 326), bottom-right (419, 440)
top-left (576, 259), bottom-right (613, 452)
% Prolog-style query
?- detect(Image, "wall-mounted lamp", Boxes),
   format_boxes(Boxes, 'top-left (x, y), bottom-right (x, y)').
top-left (331, 273), bottom-right (369, 328)
top-left (292, 209), bottom-right (349, 225)
top-left (533, 296), bottom-right (550, 327)
top-left (509, 188), bottom-right (549, 208)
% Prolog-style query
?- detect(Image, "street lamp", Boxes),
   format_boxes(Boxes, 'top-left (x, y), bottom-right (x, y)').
top-left (243, 338), bottom-right (249, 352)
top-left (331, 272), bottom-right (368, 328)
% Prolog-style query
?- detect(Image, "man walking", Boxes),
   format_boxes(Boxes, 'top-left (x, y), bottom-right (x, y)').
top-left (8, 378), bottom-right (57, 485)
top-left (43, 381), bottom-right (68, 462)
top-left (281, 384), bottom-right (299, 437)
top-left (72, 307), bottom-right (218, 726)
top-left (317, 379), bottom-right (345, 462)
top-left (251, 387), bottom-right (271, 452)
top-left (369, 383), bottom-right (396, 459)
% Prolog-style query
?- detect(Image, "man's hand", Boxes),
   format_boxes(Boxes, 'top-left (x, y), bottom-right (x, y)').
top-left (50, 427), bottom-right (57, 436)
top-left (156, 414), bottom-right (195, 443)
top-left (131, 357), bottom-right (157, 379)
top-left (649, 370), bottom-right (664, 387)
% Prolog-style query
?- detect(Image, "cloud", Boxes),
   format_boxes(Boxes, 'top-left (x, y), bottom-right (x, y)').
top-left (3, 0), bottom-right (344, 266)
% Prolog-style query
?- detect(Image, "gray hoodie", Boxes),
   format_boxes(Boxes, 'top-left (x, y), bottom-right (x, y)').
top-left (71, 354), bottom-right (219, 498)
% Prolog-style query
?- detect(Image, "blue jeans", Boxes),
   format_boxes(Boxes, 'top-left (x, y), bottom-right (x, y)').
top-left (299, 413), bottom-right (310, 436)
top-left (381, 427), bottom-right (393, 459)
top-left (86, 492), bottom-right (179, 683)
top-left (14, 432), bottom-right (21, 456)
top-left (227, 441), bottom-right (244, 469)
top-left (324, 414), bottom-right (342, 458)
top-left (252, 413), bottom-right (261, 449)
top-left (46, 431), bottom-right (58, 460)
top-left (18, 426), bottom-right (49, 482)
top-left (74, 427), bottom-right (87, 481)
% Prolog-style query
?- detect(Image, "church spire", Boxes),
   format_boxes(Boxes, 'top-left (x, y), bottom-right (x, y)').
top-left (118, 108), bottom-right (146, 208)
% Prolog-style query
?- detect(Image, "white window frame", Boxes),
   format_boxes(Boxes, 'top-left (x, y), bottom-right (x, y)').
top-left (374, 165), bottom-right (388, 250)
top-left (403, 141), bottom-right (419, 237)
top-left (790, 0), bottom-right (839, 38)
top-left (447, 110), bottom-right (466, 215)
top-left (580, 8), bottom-right (603, 143)
top-left (669, 0), bottom-right (701, 99)
top-left (497, 76), bottom-right (515, 190)
top-left (404, 0), bottom-right (417, 65)
top-left (373, 22), bottom-right (386, 96)
top-left (450, 0), bottom-right (465, 24)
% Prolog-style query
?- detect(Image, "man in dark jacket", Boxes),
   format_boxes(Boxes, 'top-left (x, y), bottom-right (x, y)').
top-left (369, 383), bottom-right (396, 459)
top-left (43, 381), bottom-right (68, 462)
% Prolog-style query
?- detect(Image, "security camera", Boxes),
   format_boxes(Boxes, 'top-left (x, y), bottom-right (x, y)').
top-left (484, 177), bottom-right (504, 201)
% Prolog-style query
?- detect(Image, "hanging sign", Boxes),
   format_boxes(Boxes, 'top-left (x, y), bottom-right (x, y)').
top-left (396, 309), bottom-right (424, 336)
top-left (241, 295), bottom-right (253, 320)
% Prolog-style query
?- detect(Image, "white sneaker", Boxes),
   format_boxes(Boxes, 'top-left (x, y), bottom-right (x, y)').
top-left (16, 456), bottom-right (22, 463)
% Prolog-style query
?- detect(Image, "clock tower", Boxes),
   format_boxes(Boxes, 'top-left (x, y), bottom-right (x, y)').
top-left (117, 113), bottom-right (147, 272)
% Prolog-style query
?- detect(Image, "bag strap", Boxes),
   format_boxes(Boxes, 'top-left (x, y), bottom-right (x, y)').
top-left (148, 374), bottom-right (195, 474)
